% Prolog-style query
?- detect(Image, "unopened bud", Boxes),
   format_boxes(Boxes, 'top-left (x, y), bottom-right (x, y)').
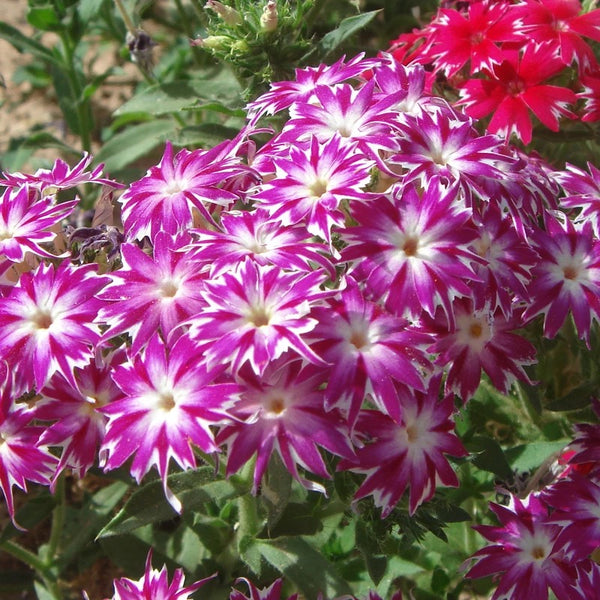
top-left (194, 35), bottom-right (230, 50)
top-left (205, 0), bottom-right (242, 25)
top-left (126, 29), bottom-right (157, 73)
top-left (260, 0), bottom-right (278, 32)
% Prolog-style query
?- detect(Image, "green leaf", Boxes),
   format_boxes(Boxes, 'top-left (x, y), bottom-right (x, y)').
top-left (57, 481), bottom-right (129, 570)
top-left (261, 452), bottom-right (292, 530)
top-left (311, 10), bottom-right (381, 58)
top-left (50, 65), bottom-right (80, 135)
top-left (546, 382), bottom-right (599, 411)
top-left (0, 490), bottom-right (56, 543)
top-left (21, 131), bottom-right (81, 155)
top-left (0, 22), bottom-right (61, 66)
top-left (94, 119), bottom-right (175, 172)
top-left (78, 0), bottom-right (107, 23)
top-left (27, 5), bottom-right (63, 31)
top-left (114, 72), bottom-right (243, 117)
top-left (189, 514), bottom-right (233, 555)
top-left (505, 440), bottom-right (569, 474)
top-left (466, 435), bottom-right (513, 480)
top-left (97, 466), bottom-right (246, 538)
top-left (253, 537), bottom-right (352, 598)
top-left (34, 581), bottom-right (55, 600)
top-left (174, 124), bottom-right (243, 149)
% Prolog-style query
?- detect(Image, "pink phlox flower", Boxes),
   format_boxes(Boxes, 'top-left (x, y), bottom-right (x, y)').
top-left (245, 53), bottom-right (377, 123)
top-left (217, 357), bottom-right (354, 494)
top-left (100, 333), bottom-right (239, 512)
top-left (0, 261), bottom-right (108, 392)
top-left (389, 108), bottom-right (509, 200)
top-left (98, 232), bottom-right (207, 354)
top-left (119, 139), bottom-right (253, 241)
top-left (341, 179), bottom-right (481, 327)
top-left (184, 258), bottom-right (330, 376)
top-left (522, 210), bottom-right (600, 344)
top-left (230, 577), bottom-right (298, 600)
top-left (310, 277), bottom-right (432, 426)
top-left (556, 161), bottom-right (600, 236)
top-left (573, 559), bottom-right (600, 598)
top-left (188, 208), bottom-right (334, 279)
top-left (33, 350), bottom-right (126, 485)
top-left (428, 0), bottom-right (525, 76)
top-left (457, 41), bottom-right (577, 144)
top-left (513, 0), bottom-right (600, 70)
top-left (425, 298), bottom-right (537, 402)
top-left (107, 550), bottom-right (215, 600)
top-left (277, 80), bottom-right (404, 162)
top-left (542, 472), bottom-right (600, 561)
top-left (464, 494), bottom-right (581, 600)
top-left (470, 201), bottom-right (538, 315)
top-left (0, 376), bottom-right (57, 527)
top-left (251, 134), bottom-right (374, 249)
top-left (0, 153), bottom-right (121, 192)
top-left (0, 185), bottom-right (77, 262)
top-left (338, 375), bottom-right (467, 517)
top-left (567, 398), bottom-right (600, 466)
top-left (579, 70), bottom-right (600, 121)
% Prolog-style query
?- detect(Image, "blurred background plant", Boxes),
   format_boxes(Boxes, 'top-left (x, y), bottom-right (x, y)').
top-left (0, 0), bottom-right (435, 195)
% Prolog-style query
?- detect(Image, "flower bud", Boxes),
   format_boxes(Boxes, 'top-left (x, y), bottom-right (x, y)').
top-left (260, 0), bottom-right (278, 32)
top-left (205, 0), bottom-right (242, 26)
top-left (194, 35), bottom-right (230, 50)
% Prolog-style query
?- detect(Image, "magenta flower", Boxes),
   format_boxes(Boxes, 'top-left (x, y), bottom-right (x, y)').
top-left (426, 299), bottom-right (536, 402)
top-left (217, 357), bottom-right (353, 494)
top-left (339, 376), bottom-right (467, 517)
top-left (0, 152), bottom-right (121, 192)
top-left (251, 135), bottom-right (373, 247)
top-left (33, 351), bottom-right (126, 484)
top-left (0, 377), bottom-right (57, 526)
top-left (465, 494), bottom-right (581, 600)
top-left (100, 334), bottom-right (239, 511)
top-left (0, 261), bottom-right (108, 392)
top-left (458, 42), bottom-right (577, 144)
top-left (106, 550), bottom-right (214, 600)
top-left (230, 578), bottom-right (298, 600)
top-left (342, 179), bottom-right (480, 325)
top-left (557, 161), bottom-right (600, 237)
top-left (98, 232), bottom-right (207, 353)
top-left (310, 278), bottom-right (432, 425)
top-left (523, 211), bottom-right (600, 343)
top-left (0, 185), bottom-right (77, 262)
top-left (119, 139), bottom-right (251, 240)
top-left (185, 258), bottom-right (329, 376)
top-left (189, 208), bottom-right (334, 278)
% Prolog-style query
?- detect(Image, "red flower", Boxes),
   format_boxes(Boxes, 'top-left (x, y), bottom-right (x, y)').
top-left (458, 42), bottom-right (577, 143)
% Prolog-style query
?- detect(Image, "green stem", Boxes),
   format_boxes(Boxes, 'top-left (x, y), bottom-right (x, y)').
top-left (173, 0), bottom-right (205, 67)
top-left (114, 0), bottom-right (137, 35)
top-left (45, 474), bottom-right (66, 562)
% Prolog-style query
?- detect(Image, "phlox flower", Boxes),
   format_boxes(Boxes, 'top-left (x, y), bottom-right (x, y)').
top-left (465, 494), bottom-right (581, 600)
top-left (390, 108), bottom-right (508, 199)
top-left (0, 377), bottom-right (57, 526)
top-left (0, 152), bottom-right (121, 192)
top-left (567, 399), bottom-right (600, 466)
top-left (310, 278), bottom-right (432, 425)
top-left (428, 1), bottom-right (523, 76)
top-left (188, 208), bottom-right (334, 278)
top-left (251, 135), bottom-right (374, 247)
top-left (230, 578), bottom-right (297, 600)
top-left (579, 71), bottom-right (600, 121)
top-left (106, 550), bottom-right (214, 600)
top-left (119, 139), bottom-right (251, 241)
top-left (556, 161), bottom-right (600, 237)
top-left (0, 185), bottom-right (77, 262)
top-left (514, 0), bottom-right (600, 70)
top-left (341, 179), bottom-right (480, 325)
top-left (426, 299), bottom-right (537, 402)
top-left (338, 375), bottom-right (467, 517)
top-left (33, 351), bottom-right (126, 484)
top-left (217, 357), bottom-right (354, 494)
top-left (0, 261), bottom-right (108, 392)
top-left (184, 258), bottom-right (329, 376)
top-left (469, 201), bottom-right (538, 316)
top-left (245, 53), bottom-right (376, 123)
top-left (458, 42), bottom-right (577, 144)
top-left (523, 211), bottom-right (600, 343)
top-left (574, 560), bottom-right (600, 598)
top-left (98, 232), bottom-right (207, 353)
top-left (277, 80), bottom-right (404, 159)
top-left (100, 334), bottom-right (239, 512)
top-left (542, 473), bottom-right (600, 561)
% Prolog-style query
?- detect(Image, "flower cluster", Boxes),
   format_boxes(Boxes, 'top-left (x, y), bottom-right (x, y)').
top-left (388, 0), bottom-right (600, 143)
top-left (1, 50), bottom-right (600, 598)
